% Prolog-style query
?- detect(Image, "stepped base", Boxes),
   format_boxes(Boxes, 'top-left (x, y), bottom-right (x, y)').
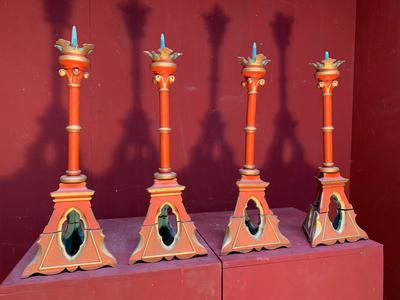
top-left (303, 172), bottom-right (368, 247)
top-left (221, 175), bottom-right (290, 255)
top-left (303, 206), bottom-right (368, 247)
top-left (22, 182), bottom-right (116, 278)
top-left (129, 178), bottom-right (207, 264)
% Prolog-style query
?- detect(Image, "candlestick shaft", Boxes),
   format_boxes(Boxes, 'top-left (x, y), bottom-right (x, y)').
top-left (311, 55), bottom-right (342, 173)
top-left (159, 90), bottom-right (171, 172)
top-left (317, 79), bottom-right (339, 173)
top-left (322, 94), bottom-right (333, 166)
top-left (245, 93), bottom-right (257, 168)
top-left (239, 72), bottom-right (265, 176)
top-left (67, 86), bottom-right (81, 173)
top-left (149, 64), bottom-right (177, 180)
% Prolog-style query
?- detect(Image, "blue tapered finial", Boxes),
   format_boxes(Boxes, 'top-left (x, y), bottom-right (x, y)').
top-left (71, 26), bottom-right (78, 48)
top-left (252, 42), bottom-right (257, 61)
top-left (160, 33), bottom-right (165, 49)
top-left (324, 51), bottom-right (329, 60)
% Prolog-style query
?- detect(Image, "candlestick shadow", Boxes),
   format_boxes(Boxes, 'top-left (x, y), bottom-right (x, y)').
top-left (180, 4), bottom-right (237, 213)
top-left (0, 0), bottom-right (72, 282)
top-left (90, 0), bottom-right (157, 218)
top-left (261, 12), bottom-right (315, 210)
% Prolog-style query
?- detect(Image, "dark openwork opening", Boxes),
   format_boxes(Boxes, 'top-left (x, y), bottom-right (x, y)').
top-left (61, 210), bottom-right (85, 257)
top-left (158, 204), bottom-right (177, 247)
top-left (328, 195), bottom-right (343, 231)
top-left (244, 199), bottom-right (261, 236)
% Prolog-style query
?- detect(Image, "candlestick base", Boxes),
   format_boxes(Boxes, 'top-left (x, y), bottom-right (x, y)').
top-left (221, 175), bottom-right (290, 255)
top-left (303, 172), bottom-right (368, 247)
top-left (129, 178), bottom-right (207, 264)
top-left (22, 182), bottom-right (116, 278)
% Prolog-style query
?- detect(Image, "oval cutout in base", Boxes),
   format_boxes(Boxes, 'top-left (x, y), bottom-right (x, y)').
top-left (61, 210), bottom-right (85, 257)
top-left (157, 204), bottom-right (178, 247)
top-left (244, 199), bottom-right (262, 236)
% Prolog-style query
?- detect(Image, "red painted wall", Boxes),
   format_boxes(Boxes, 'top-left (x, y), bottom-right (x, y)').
top-left (0, 0), bottom-right (357, 281)
top-left (350, 0), bottom-right (400, 298)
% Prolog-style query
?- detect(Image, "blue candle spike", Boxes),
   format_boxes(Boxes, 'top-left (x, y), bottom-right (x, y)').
top-left (160, 33), bottom-right (165, 49)
top-left (252, 42), bottom-right (257, 61)
top-left (324, 51), bottom-right (329, 60)
top-left (71, 26), bottom-right (78, 48)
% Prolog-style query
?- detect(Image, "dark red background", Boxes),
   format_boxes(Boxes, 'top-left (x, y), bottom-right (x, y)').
top-left (350, 0), bottom-right (400, 299)
top-left (0, 0), bottom-right (395, 298)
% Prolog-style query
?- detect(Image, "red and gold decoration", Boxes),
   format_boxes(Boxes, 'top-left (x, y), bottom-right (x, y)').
top-left (129, 34), bottom-right (207, 263)
top-left (303, 52), bottom-right (368, 247)
top-left (22, 27), bottom-right (116, 278)
top-left (221, 43), bottom-right (290, 255)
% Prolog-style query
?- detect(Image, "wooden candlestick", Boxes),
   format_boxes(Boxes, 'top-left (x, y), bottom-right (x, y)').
top-left (303, 53), bottom-right (368, 246)
top-left (22, 27), bottom-right (116, 278)
top-left (221, 45), bottom-right (290, 255)
top-left (129, 35), bottom-right (207, 263)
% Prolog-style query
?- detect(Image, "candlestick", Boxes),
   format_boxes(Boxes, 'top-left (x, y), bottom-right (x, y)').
top-left (221, 47), bottom-right (290, 255)
top-left (129, 35), bottom-right (207, 264)
top-left (22, 27), bottom-right (116, 278)
top-left (303, 55), bottom-right (368, 247)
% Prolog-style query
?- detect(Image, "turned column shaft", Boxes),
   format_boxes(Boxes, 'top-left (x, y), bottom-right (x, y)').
top-left (322, 93), bottom-right (333, 166)
top-left (245, 92), bottom-right (257, 168)
top-left (67, 86), bottom-right (81, 173)
top-left (159, 89), bottom-right (171, 172)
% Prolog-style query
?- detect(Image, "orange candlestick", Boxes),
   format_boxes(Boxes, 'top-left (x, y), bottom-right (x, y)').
top-left (22, 27), bottom-right (116, 278)
top-left (221, 45), bottom-right (290, 255)
top-left (129, 35), bottom-right (207, 263)
top-left (144, 44), bottom-right (181, 180)
top-left (303, 52), bottom-right (368, 247)
top-left (56, 39), bottom-right (92, 183)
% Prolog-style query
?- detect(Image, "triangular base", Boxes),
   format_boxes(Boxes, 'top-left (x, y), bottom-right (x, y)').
top-left (22, 183), bottom-right (116, 278)
top-left (129, 178), bottom-right (207, 264)
top-left (221, 175), bottom-right (290, 255)
top-left (303, 172), bottom-right (368, 247)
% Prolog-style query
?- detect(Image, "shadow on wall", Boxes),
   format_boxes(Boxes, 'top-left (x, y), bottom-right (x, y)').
top-left (90, 0), bottom-right (157, 218)
top-left (261, 12), bottom-right (315, 210)
top-left (180, 4), bottom-right (237, 213)
top-left (0, 0), bottom-right (72, 282)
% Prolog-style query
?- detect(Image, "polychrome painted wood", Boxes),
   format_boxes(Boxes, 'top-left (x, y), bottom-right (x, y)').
top-left (221, 48), bottom-right (290, 255)
top-left (130, 36), bottom-right (207, 263)
top-left (304, 55), bottom-right (368, 246)
top-left (22, 29), bottom-right (116, 277)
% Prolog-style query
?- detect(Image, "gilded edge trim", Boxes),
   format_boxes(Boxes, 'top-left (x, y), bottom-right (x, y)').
top-left (244, 126), bottom-right (257, 132)
top-left (59, 54), bottom-right (89, 63)
top-left (66, 125), bottom-right (82, 132)
top-left (158, 127), bottom-right (172, 132)
top-left (321, 126), bottom-right (334, 132)
top-left (151, 61), bottom-right (176, 68)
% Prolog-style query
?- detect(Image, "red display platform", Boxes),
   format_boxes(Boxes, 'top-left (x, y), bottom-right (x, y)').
top-left (0, 216), bottom-right (220, 300)
top-left (1, 208), bottom-right (383, 300)
top-left (192, 208), bottom-right (383, 300)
